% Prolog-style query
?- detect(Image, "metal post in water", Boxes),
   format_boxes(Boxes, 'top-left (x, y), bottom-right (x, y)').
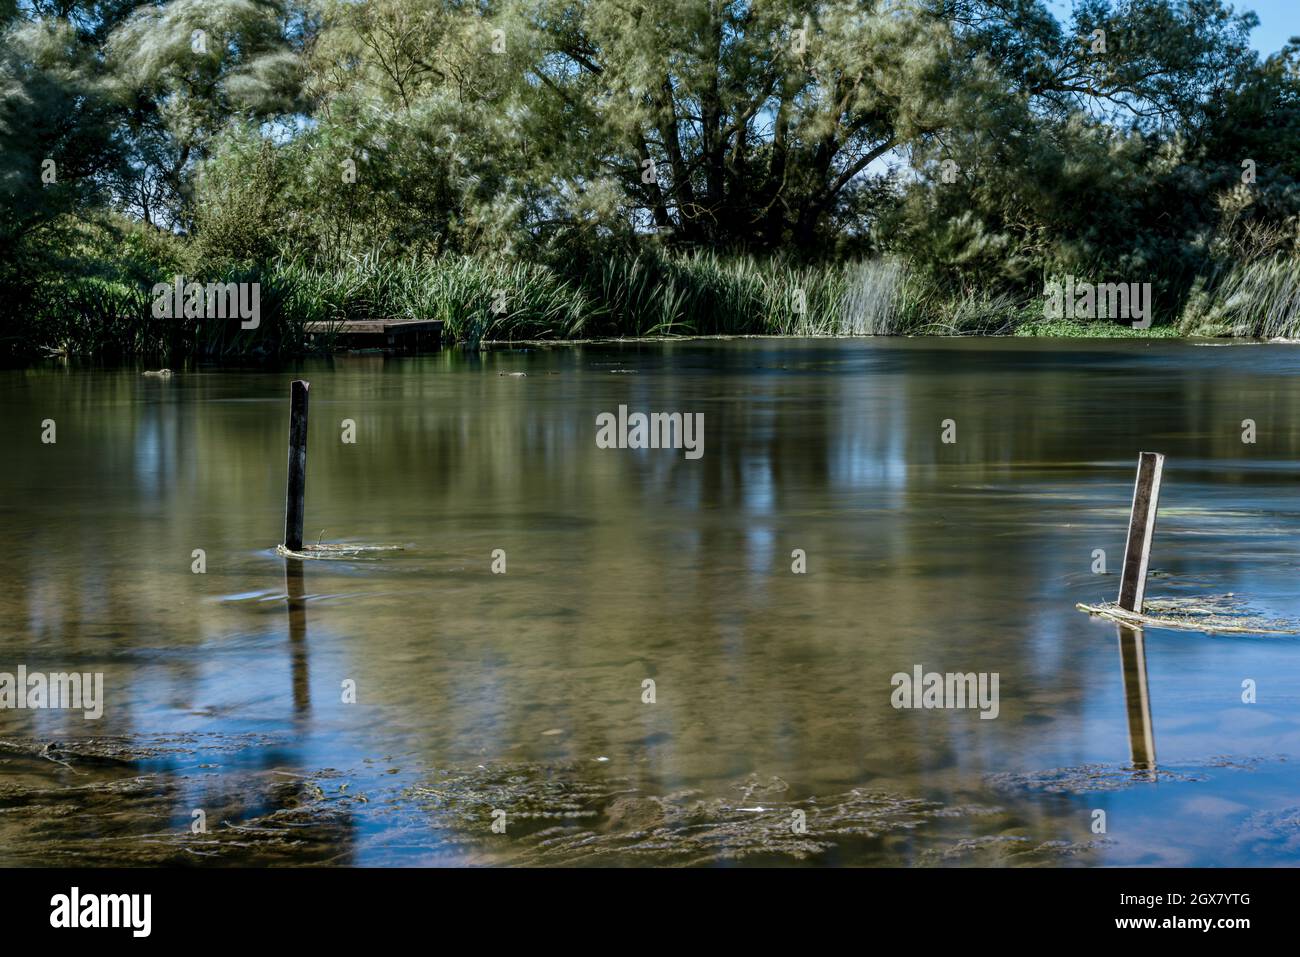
top-left (1118, 451), bottom-right (1164, 614)
top-left (284, 380), bottom-right (310, 551)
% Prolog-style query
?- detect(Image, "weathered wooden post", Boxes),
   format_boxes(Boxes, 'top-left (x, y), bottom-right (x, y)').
top-left (1118, 451), bottom-right (1164, 614)
top-left (284, 380), bottom-right (309, 552)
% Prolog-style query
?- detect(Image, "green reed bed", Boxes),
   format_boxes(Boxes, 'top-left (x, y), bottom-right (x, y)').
top-left (268, 255), bottom-right (591, 347)
top-left (23, 244), bottom-right (1263, 359)
top-left (1178, 254), bottom-right (1300, 338)
top-left (22, 272), bottom-right (307, 359)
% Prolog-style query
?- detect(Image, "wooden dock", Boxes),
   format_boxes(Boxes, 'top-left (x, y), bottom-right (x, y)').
top-left (305, 319), bottom-right (444, 353)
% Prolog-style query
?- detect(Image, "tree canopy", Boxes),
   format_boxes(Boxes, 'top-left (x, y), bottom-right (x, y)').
top-left (3, 0), bottom-right (1296, 296)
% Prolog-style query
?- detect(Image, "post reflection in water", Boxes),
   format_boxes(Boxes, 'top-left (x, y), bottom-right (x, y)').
top-left (1116, 624), bottom-right (1157, 776)
top-left (285, 558), bottom-right (311, 717)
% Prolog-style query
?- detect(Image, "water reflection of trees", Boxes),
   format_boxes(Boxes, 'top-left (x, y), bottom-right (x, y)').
top-left (4, 343), bottom-right (1296, 805)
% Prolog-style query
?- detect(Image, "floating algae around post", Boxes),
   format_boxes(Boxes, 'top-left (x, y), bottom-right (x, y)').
top-left (1076, 594), bottom-right (1300, 636)
top-left (986, 764), bottom-right (1206, 793)
top-left (274, 542), bottom-right (406, 561)
top-left (986, 754), bottom-right (1288, 795)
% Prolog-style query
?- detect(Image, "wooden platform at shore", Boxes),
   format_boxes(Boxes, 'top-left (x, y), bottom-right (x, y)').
top-left (304, 319), bottom-right (444, 353)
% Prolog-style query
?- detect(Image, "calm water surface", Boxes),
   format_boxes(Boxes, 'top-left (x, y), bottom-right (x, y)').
top-left (3, 338), bottom-right (1300, 866)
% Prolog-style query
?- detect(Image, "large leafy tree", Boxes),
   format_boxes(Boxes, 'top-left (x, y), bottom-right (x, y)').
top-left (0, 14), bottom-right (120, 275)
top-left (518, 0), bottom-right (965, 249)
top-left (890, 0), bottom-right (1265, 292)
top-left (105, 0), bottom-right (302, 230)
top-left (5, 0), bottom-right (1299, 281)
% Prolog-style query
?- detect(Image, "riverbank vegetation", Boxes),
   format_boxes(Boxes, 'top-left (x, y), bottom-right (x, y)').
top-left (5, 0), bottom-right (1300, 358)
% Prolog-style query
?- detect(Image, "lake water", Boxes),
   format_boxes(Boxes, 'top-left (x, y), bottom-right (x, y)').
top-left (3, 338), bottom-right (1300, 866)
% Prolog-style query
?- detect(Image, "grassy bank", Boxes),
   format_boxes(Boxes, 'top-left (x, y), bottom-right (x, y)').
top-left (11, 243), bottom-right (1300, 359)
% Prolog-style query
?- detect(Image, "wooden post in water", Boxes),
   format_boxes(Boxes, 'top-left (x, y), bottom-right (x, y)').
top-left (284, 380), bottom-right (310, 552)
top-left (1118, 451), bottom-right (1164, 614)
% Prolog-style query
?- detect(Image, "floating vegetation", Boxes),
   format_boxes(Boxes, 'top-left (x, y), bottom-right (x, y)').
top-left (405, 765), bottom-right (1015, 867)
top-left (1236, 806), bottom-right (1300, 856)
top-left (275, 542), bottom-right (406, 561)
top-left (1075, 594), bottom-right (1300, 635)
top-left (0, 734), bottom-right (358, 866)
top-left (1202, 754), bottom-right (1287, 770)
top-left (917, 835), bottom-right (1115, 866)
top-left (987, 755), bottom-right (1285, 795)
top-left (0, 739), bottom-right (1117, 866)
top-left (987, 764), bottom-right (1205, 794)
top-left (0, 733), bottom-right (285, 764)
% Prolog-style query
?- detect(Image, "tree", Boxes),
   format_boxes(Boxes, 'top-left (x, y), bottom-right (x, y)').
top-left (0, 16), bottom-right (120, 276)
top-left (105, 0), bottom-right (302, 229)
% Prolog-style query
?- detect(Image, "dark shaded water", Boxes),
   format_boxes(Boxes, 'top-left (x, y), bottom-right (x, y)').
top-left (3, 338), bottom-right (1300, 865)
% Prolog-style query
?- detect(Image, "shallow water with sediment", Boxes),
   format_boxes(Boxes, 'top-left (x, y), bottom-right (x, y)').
top-left (3, 338), bottom-right (1300, 866)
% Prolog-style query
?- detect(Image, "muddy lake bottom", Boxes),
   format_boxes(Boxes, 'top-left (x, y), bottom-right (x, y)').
top-left (3, 338), bottom-right (1300, 866)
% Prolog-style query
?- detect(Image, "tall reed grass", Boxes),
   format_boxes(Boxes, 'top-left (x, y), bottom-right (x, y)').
top-left (267, 255), bottom-right (591, 346)
top-left (1178, 254), bottom-right (1300, 338)
top-left (19, 246), bottom-right (1151, 358)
